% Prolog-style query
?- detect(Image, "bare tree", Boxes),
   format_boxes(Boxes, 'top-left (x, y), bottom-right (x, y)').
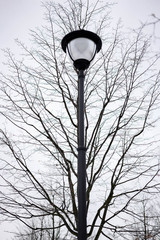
top-left (127, 197), bottom-right (160, 240)
top-left (0, 0), bottom-right (160, 239)
top-left (14, 215), bottom-right (66, 240)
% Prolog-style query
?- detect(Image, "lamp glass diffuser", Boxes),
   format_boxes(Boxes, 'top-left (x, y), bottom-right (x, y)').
top-left (67, 37), bottom-right (96, 62)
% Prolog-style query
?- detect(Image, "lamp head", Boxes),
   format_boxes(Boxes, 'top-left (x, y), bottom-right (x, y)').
top-left (61, 30), bottom-right (102, 70)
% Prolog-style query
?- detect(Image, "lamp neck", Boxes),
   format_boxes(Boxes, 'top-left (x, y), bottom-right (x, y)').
top-left (74, 59), bottom-right (90, 71)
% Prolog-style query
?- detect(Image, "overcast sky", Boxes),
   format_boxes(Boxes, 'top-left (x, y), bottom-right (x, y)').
top-left (0, 0), bottom-right (160, 51)
top-left (0, 0), bottom-right (160, 239)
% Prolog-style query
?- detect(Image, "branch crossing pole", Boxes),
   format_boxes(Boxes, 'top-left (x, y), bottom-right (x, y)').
top-left (77, 69), bottom-right (87, 240)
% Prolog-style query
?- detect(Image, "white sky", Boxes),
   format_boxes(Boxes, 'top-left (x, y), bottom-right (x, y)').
top-left (0, 0), bottom-right (160, 51)
top-left (0, 0), bottom-right (160, 239)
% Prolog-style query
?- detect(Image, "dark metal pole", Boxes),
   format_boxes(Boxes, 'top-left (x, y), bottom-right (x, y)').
top-left (77, 69), bottom-right (87, 240)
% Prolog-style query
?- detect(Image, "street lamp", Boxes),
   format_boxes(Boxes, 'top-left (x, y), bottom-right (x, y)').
top-left (61, 29), bottom-right (102, 240)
